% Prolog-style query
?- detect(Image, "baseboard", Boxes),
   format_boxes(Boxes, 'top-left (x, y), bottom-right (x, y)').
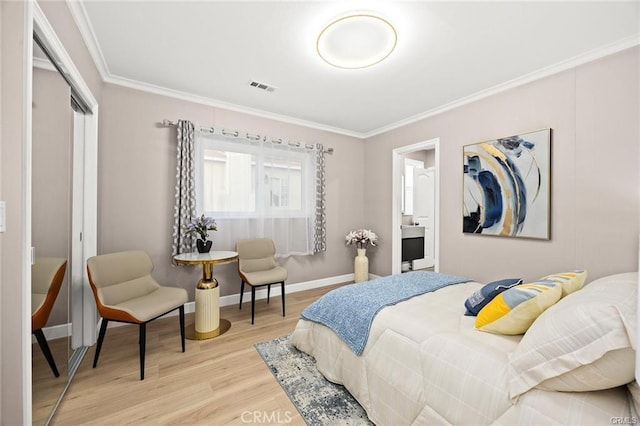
top-left (184, 272), bottom-right (357, 314)
top-left (41, 272), bottom-right (365, 337)
top-left (32, 323), bottom-right (72, 343)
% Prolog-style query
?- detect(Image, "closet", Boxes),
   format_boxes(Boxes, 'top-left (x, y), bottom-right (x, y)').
top-left (30, 5), bottom-right (98, 424)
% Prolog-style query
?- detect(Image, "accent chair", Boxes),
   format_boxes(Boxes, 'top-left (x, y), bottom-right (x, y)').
top-left (86, 250), bottom-right (188, 380)
top-left (32, 257), bottom-right (68, 378)
top-left (235, 238), bottom-right (287, 324)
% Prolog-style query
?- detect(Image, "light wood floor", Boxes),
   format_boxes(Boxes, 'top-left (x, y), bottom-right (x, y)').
top-left (50, 283), bottom-right (344, 426)
top-left (33, 337), bottom-right (70, 425)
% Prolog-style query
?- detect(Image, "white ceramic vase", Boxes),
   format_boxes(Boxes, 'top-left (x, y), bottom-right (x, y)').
top-left (354, 248), bottom-right (369, 283)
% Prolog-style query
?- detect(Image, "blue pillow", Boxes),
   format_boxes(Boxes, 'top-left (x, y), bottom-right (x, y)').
top-left (464, 278), bottom-right (523, 316)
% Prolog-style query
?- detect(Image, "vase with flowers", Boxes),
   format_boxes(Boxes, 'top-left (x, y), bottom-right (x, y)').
top-left (185, 214), bottom-right (218, 253)
top-left (345, 229), bottom-right (378, 282)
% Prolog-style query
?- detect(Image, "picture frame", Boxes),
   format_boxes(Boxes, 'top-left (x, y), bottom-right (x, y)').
top-left (462, 128), bottom-right (551, 239)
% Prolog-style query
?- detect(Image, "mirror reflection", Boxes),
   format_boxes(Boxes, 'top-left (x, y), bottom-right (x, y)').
top-left (31, 39), bottom-right (74, 426)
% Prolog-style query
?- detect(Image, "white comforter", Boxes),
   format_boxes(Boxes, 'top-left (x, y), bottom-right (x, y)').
top-left (291, 281), bottom-right (632, 425)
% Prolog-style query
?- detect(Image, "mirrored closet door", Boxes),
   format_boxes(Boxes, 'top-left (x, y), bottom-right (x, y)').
top-left (31, 8), bottom-right (97, 425)
top-left (31, 39), bottom-right (74, 426)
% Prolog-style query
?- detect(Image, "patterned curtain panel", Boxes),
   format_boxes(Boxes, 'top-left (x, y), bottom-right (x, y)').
top-left (171, 120), bottom-right (197, 257)
top-left (314, 144), bottom-right (327, 253)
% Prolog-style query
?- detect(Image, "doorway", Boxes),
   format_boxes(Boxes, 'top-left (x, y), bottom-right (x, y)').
top-left (391, 139), bottom-right (440, 275)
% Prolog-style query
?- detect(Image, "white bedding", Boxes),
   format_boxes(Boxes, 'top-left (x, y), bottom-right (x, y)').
top-left (291, 280), bottom-right (633, 425)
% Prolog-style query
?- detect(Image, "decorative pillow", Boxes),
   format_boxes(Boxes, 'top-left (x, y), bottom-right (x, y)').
top-left (508, 272), bottom-right (637, 400)
top-left (464, 278), bottom-right (523, 316)
top-left (475, 280), bottom-right (562, 335)
top-left (541, 270), bottom-right (587, 297)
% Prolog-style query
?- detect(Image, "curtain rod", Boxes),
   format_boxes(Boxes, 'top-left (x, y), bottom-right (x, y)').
top-left (161, 119), bottom-right (334, 155)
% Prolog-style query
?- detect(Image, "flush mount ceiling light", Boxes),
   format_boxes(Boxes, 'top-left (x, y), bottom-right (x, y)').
top-left (317, 13), bottom-right (397, 69)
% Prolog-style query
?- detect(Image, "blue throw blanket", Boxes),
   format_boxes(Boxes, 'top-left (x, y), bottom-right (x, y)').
top-left (300, 271), bottom-right (470, 355)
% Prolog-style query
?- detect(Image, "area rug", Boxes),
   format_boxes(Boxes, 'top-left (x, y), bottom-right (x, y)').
top-left (255, 335), bottom-right (373, 425)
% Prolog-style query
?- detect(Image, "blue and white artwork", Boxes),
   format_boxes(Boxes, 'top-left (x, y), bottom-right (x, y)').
top-left (463, 129), bottom-right (551, 239)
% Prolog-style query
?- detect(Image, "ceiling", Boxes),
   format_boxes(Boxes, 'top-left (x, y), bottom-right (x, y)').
top-left (73, 1), bottom-right (640, 138)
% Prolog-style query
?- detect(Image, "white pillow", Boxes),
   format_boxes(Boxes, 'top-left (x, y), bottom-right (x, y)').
top-left (508, 272), bottom-right (637, 400)
top-left (536, 348), bottom-right (635, 391)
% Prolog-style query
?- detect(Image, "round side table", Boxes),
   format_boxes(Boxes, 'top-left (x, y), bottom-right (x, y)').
top-left (174, 251), bottom-right (238, 340)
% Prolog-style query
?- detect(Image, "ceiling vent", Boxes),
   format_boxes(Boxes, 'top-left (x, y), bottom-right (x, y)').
top-left (249, 80), bottom-right (277, 92)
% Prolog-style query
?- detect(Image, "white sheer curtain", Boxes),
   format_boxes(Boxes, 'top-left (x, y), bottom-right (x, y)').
top-left (194, 133), bottom-right (322, 257)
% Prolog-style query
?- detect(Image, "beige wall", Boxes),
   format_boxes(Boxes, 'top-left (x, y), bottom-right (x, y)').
top-left (1, 2), bottom-right (29, 424)
top-left (98, 84), bottom-right (365, 299)
top-left (405, 149), bottom-right (435, 168)
top-left (38, 0), bottom-right (102, 104)
top-left (365, 47), bottom-right (639, 283)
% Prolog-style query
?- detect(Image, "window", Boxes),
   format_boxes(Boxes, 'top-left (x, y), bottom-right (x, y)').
top-left (196, 137), bottom-right (312, 217)
top-left (194, 134), bottom-right (319, 256)
top-left (201, 148), bottom-right (256, 214)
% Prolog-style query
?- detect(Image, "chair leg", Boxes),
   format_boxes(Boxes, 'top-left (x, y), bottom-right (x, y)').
top-left (239, 280), bottom-right (245, 310)
top-left (251, 286), bottom-right (256, 325)
top-left (139, 323), bottom-right (146, 380)
top-left (93, 318), bottom-right (109, 368)
top-left (267, 284), bottom-right (271, 304)
top-left (34, 329), bottom-right (59, 377)
top-left (281, 281), bottom-right (286, 317)
top-left (179, 305), bottom-right (185, 353)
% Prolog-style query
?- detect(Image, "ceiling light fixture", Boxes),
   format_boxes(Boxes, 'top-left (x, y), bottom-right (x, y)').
top-left (317, 13), bottom-right (397, 69)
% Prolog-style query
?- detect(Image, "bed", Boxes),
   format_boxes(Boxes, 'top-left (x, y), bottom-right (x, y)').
top-left (291, 271), bottom-right (638, 425)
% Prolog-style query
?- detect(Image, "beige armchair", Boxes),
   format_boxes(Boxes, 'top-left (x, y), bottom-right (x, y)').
top-left (236, 238), bottom-right (288, 324)
top-left (32, 257), bottom-right (67, 377)
top-left (87, 250), bottom-right (188, 380)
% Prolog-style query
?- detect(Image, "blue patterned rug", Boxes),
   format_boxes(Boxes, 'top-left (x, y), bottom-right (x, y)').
top-left (255, 335), bottom-right (373, 425)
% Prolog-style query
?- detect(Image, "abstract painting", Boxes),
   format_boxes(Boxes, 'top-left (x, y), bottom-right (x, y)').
top-left (463, 129), bottom-right (551, 239)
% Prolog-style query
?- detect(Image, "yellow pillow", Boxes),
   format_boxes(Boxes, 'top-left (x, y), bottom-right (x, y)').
top-left (476, 280), bottom-right (562, 335)
top-left (542, 270), bottom-right (587, 297)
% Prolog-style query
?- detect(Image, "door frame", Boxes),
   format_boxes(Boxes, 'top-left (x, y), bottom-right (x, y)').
top-left (391, 138), bottom-right (440, 275)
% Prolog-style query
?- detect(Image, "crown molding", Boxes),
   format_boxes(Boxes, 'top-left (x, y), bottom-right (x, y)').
top-left (66, 1), bottom-right (362, 138)
top-left (363, 34), bottom-right (640, 138)
top-left (34, 1), bottom-right (97, 109)
top-left (32, 56), bottom-right (57, 72)
top-left (103, 74), bottom-right (364, 138)
top-left (66, 0), bottom-right (110, 81)
top-left (67, 0), bottom-right (639, 140)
